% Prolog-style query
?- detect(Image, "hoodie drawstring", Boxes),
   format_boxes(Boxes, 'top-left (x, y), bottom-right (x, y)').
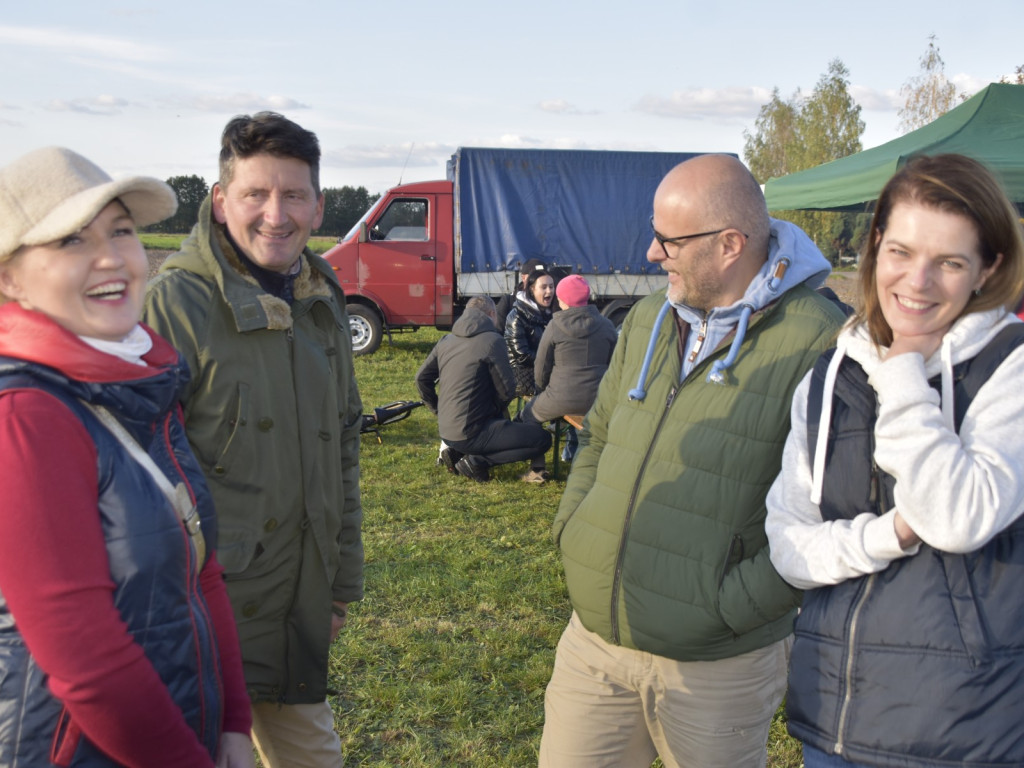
top-left (940, 337), bottom-right (955, 431)
top-left (810, 346), bottom-right (846, 506)
top-left (629, 300), bottom-right (673, 401)
top-left (629, 300), bottom-right (758, 399)
top-left (707, 305), bottom-right (754, 384)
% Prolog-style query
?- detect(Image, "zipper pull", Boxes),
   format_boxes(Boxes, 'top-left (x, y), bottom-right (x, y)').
top-left (869, 459), bottom-right (880, 509)
top-left (687, 318), bottom-right (708, 363)
top-left (666, 386), bottom-right (678, 409)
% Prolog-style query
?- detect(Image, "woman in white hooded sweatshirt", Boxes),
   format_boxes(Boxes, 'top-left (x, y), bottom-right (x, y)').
top-left (766, 154), bottom-right (1024, 768)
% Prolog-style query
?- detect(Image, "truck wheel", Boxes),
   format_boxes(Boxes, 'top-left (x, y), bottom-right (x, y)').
top-left (348, 305), bottom-right (383, 356)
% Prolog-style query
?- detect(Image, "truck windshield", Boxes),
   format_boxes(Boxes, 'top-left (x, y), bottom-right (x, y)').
top-left (342, 197), bottom-right (385, 242)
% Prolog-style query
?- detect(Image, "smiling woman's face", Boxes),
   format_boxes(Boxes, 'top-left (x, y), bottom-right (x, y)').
top-left (874, 202), bottom-right (1000, 344)
top-left (0, 201), bottom-right (147, 341)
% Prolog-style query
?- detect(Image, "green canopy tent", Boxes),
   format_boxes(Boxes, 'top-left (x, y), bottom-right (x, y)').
top-left (763, 83), bottom-right (1024, 212)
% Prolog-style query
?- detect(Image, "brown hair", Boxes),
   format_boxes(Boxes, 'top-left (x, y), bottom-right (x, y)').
top-left (218, 111), bottom-right (321, 195)
top-left (856, 154), bottom-right (1024, 346)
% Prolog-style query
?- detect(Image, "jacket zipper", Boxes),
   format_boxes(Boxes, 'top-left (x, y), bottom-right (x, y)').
top-left (162, 413), bottom-right (212, 742)
top-left (834, 573), bottom-right (875, 755)
top-left (611, 384), bottom-right (679, 643)
top-left (836, 445), bottom-right (885, 754)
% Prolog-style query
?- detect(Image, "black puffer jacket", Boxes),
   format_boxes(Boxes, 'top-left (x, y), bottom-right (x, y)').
top-left (504, 293), bottom-right (551, 396)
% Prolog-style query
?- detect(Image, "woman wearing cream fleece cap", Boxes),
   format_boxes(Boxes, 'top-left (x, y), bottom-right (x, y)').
top-left (0, 147), bottom-right (253, 767)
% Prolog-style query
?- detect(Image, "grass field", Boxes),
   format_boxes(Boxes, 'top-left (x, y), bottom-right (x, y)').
top-left (140, 233), bottom-right (338, 255)
top-left (326, 329), bottom-right (803, 767)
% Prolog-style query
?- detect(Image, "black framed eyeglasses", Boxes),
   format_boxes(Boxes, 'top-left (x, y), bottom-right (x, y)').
top-left (650, 216), bottom-right (746, 259)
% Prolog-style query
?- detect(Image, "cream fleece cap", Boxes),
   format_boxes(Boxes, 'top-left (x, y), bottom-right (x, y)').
top-left (0, 147), bottom-right (178, 260)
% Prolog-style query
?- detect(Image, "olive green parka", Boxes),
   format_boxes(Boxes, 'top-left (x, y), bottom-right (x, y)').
top-left (143, 196), bottom-right (364, 705)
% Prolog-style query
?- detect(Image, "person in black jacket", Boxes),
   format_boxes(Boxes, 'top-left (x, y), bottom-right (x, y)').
top-left (415, 297), bottom-right (551, 483)
top-left (494, 258), bottom-right (548, 335)
top-left (504, 268), bottom-right (555, 396)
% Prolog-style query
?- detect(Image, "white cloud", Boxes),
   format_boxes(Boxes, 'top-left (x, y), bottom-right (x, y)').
top-left (950, 74), bottom-right (990, 95)
top-left (0, 25), bottom-right (168, 62)
top-left (849, 85), bottom-right (901, 111)
top-left (634, 86), bottom-right (775, 120)
top-left (174, 93), bottom-right (312, 113)
top-left (43, 95), bottom-right (134, 116)
top-left (326, 142), bottom-right (457, 169)
top-left (538, 99), bottom-right (599, 116)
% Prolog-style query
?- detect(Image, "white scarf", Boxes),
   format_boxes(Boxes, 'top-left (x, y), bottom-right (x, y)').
top-left (80, 324), bottom-right (153, 367)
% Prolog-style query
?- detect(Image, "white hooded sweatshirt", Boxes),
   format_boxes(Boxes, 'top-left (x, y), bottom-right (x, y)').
top-left (766, 307), bottom-right (1024, 590)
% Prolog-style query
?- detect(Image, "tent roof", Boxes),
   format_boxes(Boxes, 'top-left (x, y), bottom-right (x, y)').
top-left (763, 83), bottom-right (1024, 211)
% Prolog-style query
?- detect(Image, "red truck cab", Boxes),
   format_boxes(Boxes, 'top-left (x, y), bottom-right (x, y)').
top-left (324, 180), bottom-right (454, 354)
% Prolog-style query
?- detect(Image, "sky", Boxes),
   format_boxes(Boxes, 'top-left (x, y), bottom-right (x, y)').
top-left (1, 0), bottom-right (1019, 196)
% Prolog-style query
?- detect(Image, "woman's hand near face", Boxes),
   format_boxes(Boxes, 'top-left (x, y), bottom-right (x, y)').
top-left (887, 331), bottom-right (945, 361)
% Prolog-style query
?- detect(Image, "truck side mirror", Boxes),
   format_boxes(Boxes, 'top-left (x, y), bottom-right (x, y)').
top-left (358, 221), bottom-right (369, 244)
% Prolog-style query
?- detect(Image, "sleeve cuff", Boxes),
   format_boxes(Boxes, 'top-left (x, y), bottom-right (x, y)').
top-left (864, 508), bottom-right (919, 560)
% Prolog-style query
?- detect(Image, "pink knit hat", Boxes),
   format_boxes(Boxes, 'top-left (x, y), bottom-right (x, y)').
top-left (556, 274), bottom-right (591, 307)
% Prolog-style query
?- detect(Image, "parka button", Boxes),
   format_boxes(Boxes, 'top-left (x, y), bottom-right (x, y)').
top-left (318, 430), bottom-right (331, 441)
top-left (298, 683), bottom-right (308, 692)
top-left (264, 518), bottom-right (278, 533)
top-left (258, 418), bottom-right (274, 432)
top-left (242, 603), bottom-right (258, 617)
top-left (213, 465), bottom-right (226, 475)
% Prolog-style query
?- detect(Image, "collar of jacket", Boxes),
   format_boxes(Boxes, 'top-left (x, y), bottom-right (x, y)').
top-left (210, 224), bottom-right (341, 333)
top-left (167, 196), bottom-right (343, 334)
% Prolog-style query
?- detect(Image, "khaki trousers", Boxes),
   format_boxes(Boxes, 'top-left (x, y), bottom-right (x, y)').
top-left (251, 700), bottom-right (343, 768)
top-left (538, 613), bottom-right (791, 768)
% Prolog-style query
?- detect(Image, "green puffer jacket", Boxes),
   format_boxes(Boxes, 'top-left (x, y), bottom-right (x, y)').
top-left (142, 197), bottom-right (364, 705)
top-left (554, 288), bottom-right (841, 662)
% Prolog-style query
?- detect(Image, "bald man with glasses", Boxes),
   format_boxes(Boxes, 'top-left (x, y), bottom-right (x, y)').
top-left (539, 154), bottom-right (846, 768)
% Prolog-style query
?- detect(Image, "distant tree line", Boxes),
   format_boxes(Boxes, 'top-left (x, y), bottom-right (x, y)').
top-left (742, 38), bottom-right (1023, 265)
top-left (743, 59), bottom-right (868, 265)
top-left (143, 176), bottom-right (380, 238)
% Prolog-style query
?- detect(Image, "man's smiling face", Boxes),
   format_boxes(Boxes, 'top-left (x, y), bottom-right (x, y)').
top-left (212, 153), bottom-right (324, 274)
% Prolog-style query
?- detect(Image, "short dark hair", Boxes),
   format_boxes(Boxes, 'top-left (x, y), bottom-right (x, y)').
top-left (219, 111), bottom-right (321, 194)
top-left (466, 296), bottom-right (496, 314)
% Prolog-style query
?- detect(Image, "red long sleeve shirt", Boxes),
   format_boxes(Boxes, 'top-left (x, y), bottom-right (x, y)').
top-left (0, 388), bottom-right (251, 766)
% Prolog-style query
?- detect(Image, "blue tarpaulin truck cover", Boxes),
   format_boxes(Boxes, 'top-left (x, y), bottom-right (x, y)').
top-left (447, 147), bottom-right (706, 277)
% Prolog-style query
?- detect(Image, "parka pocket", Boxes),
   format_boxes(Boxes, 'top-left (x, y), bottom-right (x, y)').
top-left (210, 382), bottom-right (250, 479)
top-left (215, 525), bottom-right (260, 575)
top-left (942, 553), bottom-right (989, 666)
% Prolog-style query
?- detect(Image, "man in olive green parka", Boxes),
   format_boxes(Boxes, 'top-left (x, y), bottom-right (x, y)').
top-left (144, 112), bottom-right (363, 768)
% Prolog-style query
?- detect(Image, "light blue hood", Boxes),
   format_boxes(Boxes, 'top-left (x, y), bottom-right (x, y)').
top-left (629, 218), bottom-right (831, 400)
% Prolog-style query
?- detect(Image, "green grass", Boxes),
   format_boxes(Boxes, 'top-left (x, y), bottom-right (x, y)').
top-left (319, 329), bottom-right (804, 767)
top-left (139, 233), bottom-right (186, 250)
top-left (141, 233), bottom-right (339, 255)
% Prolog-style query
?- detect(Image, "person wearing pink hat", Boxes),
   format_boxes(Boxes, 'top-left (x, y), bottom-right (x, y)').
top-left (0, 147), bottom-right (253, 767)
top-left (519, 274), bottom-right (617, 475)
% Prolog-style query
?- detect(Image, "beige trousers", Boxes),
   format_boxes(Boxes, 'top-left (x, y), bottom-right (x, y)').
top-left (251, 700), bottom-right (343, 768)
top-left (538, 613), bottom-right (791, 768)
